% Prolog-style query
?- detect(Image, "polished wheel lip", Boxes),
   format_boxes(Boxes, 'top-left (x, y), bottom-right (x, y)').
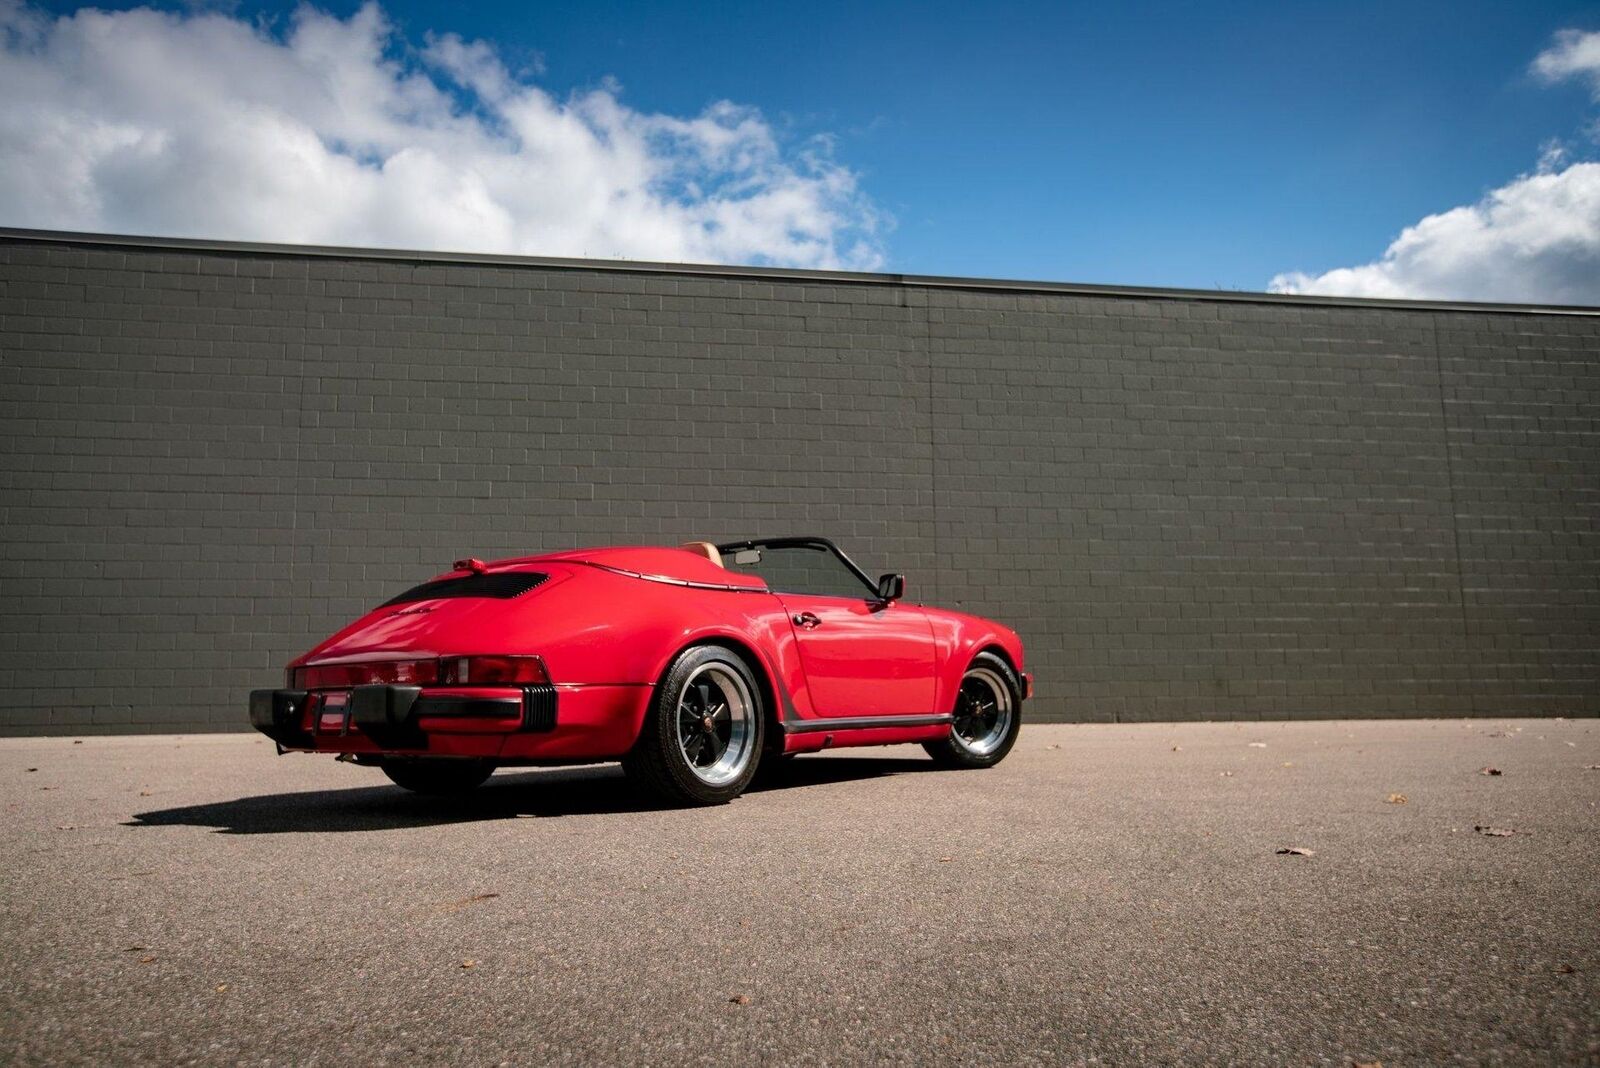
top-left (675, 662), bottom-right (755, 787)
top-left (951, 666), bottom-right (1014, 757)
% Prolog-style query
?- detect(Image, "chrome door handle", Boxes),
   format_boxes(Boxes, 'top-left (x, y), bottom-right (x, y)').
top-left (792, 612), bottom-right (822, 629)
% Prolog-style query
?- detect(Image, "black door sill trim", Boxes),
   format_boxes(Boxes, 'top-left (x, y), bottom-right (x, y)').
top-left (783, 714), bottom-right (952, 734)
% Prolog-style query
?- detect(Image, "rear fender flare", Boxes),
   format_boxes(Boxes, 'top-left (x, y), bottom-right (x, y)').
top-left (630, 628), bottom-right (794, 753)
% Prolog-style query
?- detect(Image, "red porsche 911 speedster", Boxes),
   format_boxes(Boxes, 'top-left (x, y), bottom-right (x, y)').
top-left (250, 537), bottom-right (1031, 805)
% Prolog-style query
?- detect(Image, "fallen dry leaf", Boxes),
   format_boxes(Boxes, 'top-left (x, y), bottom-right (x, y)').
top-left (460, 960), bottom-right (477, 970)
top-left (1045, 743), bottom-right (1061, 750)
top-left (215, 983), bottom-right (229, 993)
top-left (439, 892), bottom-right (500, 913)
top-left (1276, 847), bottom-right (1315, 857)
top-left (138, 956), bottom-right (156, 964)
top-left (1385, 793), bottom-right (1408, 805)
top-left (1474, 825), bottom-right (1517, 837)
top-left (1480, 767), bottom-right (1502, 776)
top-left (729, 994), bottom-right (751, 1005)
top-left (1557, 963), bottom-right (1576, 975)
top-left (1248, 742), bottom-right (1267, 748)
top-left (938, 856), bottom-right (953, 863)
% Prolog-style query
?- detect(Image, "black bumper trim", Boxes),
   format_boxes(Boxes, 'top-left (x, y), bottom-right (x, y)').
top-left (248, 688), bottom-right (312, 748)
top-left (350, 684), bottom-right (425, 748)
top-left (249, 683), bottom-right (559, 746)
top-left (351, 684), bottom-right (422, 729)
top-left (413, 695), bottom-right (520, 718)
top-left (522, 684), bottom-right (558, 732)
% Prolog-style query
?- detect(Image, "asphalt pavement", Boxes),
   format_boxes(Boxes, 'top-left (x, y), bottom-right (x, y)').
top-left (1, 719), bottom-right (1597, 1066)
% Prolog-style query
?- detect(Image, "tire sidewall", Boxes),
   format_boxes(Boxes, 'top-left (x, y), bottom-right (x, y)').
top-left (942, 652), bottom-right (1023, 768)
top-left (647, 645), bottom-right (766, 804)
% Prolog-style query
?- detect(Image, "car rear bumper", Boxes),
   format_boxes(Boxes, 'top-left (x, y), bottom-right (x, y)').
top-left (248, 682), bottom-right (650, 761)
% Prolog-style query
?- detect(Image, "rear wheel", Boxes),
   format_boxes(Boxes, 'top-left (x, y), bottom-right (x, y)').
top-left (623, 645), bottom-right (765, 805)
top-left (923, 652), bottom-right (1022, 769)
top-left (380, 758), bottom-right (496, 796)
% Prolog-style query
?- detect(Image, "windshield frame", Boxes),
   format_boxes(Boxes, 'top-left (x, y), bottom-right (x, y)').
top-left (714, 536), bottom-right (881, 600)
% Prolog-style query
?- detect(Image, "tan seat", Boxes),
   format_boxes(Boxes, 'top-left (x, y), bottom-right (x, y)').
top-left (679, 541), bottom-right (724, 568)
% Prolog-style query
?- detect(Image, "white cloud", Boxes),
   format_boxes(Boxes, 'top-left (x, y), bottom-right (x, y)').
top-left (0, 1), bottom-right (884, 269)
top-left (1532, 28), bottom-right (1600, 98)
top-left (1269, 162), bottom-right (1600, 305)
top-left (1270, 28), bottom-right (1600, 305)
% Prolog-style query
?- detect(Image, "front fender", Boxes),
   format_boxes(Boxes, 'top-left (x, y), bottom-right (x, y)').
top-left (924, 609), bottom-right (1026, 714)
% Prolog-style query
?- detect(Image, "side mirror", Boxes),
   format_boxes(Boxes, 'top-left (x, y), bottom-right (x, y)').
top-left (876, 573), bottom-right (906, 602)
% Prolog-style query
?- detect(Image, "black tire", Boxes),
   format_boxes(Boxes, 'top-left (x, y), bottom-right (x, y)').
top-left (380, 757), bottom-right (496, 796)
top-left (623, 645), bottom-right (766, 805)
top-left (923, 651), bottom-right (1022, 769)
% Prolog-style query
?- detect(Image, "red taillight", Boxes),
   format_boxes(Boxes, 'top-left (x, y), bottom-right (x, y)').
top-left (290, 655), bottom-right (549, 688)
top-left (439, 655), bottom-right (550, 685)
top-left (290, 658), bottom-right (442, 689)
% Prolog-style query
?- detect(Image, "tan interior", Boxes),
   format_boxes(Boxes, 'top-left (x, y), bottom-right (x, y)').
top-left (679, 541), bottom-right (724, 568)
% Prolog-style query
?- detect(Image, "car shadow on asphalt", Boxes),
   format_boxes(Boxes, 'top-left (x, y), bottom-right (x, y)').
top-left (123, 755), bottom-right (937, 834)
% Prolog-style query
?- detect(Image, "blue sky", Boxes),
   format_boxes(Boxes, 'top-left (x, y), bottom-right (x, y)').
top-left (8, 0), bottom-right (1600, 300)
top-left (362, 0), bottom-right (1600, 287)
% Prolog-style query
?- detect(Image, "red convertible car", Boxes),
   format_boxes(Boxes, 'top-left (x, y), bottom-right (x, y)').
top-left (250, 537), bottom-right (1030, 804)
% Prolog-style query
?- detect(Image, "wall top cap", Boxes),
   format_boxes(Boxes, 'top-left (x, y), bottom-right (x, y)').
top-left (4, 226), bottom-right (1598, 318)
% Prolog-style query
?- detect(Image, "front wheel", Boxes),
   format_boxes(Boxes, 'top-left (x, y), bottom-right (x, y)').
top-left (380, 758), bottom-right (496, 796)
top-left (623, 645), bottom-right (766, 805)
top-left (923, 652), bottom-right (1022, 769)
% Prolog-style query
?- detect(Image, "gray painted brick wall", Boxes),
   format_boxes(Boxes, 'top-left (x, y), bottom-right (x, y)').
top-left (1, 233), bottom-right (1596, 734)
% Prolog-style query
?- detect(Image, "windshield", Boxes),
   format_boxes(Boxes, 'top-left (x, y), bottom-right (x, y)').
top-left (717, 539), bottom-right (877, 599)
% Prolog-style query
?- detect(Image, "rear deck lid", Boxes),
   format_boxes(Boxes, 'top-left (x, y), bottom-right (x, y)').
top-left (297, 566), bottom-right (559, 666)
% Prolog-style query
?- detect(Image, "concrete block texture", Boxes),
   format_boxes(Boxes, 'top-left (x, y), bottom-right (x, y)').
top-left (1, 233), bottom-right (1596, 732)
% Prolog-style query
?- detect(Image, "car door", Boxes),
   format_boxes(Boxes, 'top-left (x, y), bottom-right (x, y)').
top-left (776, 593), bottom-right (936, 717)
top-left (722, 541), bottom-right (937, 718)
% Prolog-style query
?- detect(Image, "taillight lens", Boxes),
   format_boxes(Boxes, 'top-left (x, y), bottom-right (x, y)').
top-left (439, 655), bottom-right (550, 685)
top-left (288, 655), bottom-right (549, 688)
top-left (289, 658), bottom-right (442, 689)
